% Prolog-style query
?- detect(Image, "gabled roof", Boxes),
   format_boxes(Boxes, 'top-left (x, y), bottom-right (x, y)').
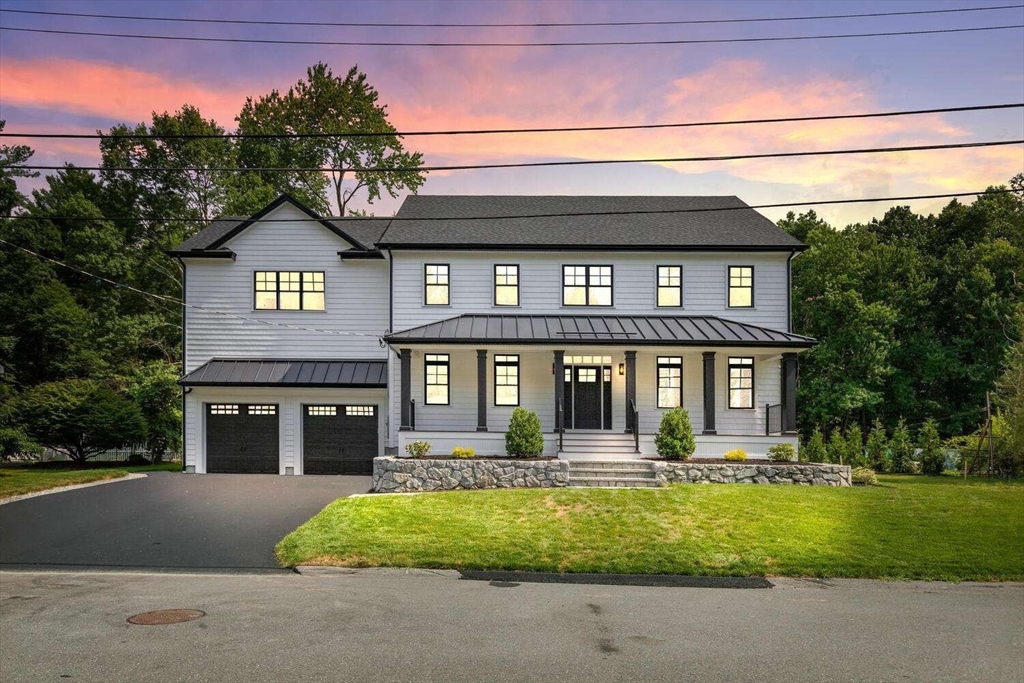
top-left (166, 194), bottom-right (389, 257)
top-left (385, 314), bottom-right (816, 347)
top-left (375, 195), bottom-right (806, 251)
top-left (178, 359), bottom-right (388, 387)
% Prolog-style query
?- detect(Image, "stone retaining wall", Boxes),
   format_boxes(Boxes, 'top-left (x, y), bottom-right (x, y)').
top-left (372, 456), bottom-right (569, 493)
top-left (654, 461), bottom-right (850, 486)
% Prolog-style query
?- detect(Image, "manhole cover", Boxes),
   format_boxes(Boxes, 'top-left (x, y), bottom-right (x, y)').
top-left (127, 609), bottom-right (205, 625)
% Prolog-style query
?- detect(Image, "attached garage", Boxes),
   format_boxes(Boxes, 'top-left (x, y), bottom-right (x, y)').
top-left (205, 403), bottom-right (280, 474)
top-left (181, 358), bottom-right (388, 475)
top-left (303, 405), bottom-right (378, 475)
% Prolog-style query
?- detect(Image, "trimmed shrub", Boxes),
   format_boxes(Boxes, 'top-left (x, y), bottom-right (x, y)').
top-left (918, 419), bottom-right (944, 476)
top-left (866, 419), bottom-right (889, 472)
top-left (505, 407), bottom-right (544, 457)
top-left (654, 407), bottom-right (696, 460)
top-left (767, 443), bottom-right (796, 462)
top-left (888, 419), bottom-right (914, 474)
top-left (723, 448), bottom-right (747, 461)
top-left (405, 440), bottom-right (431, 458)
top-left (802, 427), bottom-right (826, 463)
top-left (450, 446), bottom-right (475, 459)
top-left (851, 466), bottom-right (879, 486)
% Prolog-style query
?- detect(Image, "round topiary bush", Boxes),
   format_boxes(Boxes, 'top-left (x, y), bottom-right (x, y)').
top-left (505, 407), bottom-right (545, 456)
top-left (654, 406), bottom-right (696, 460)
top-left (767, 443), bottom-right (796, 462)
top-left (723, 448), bottom-right (747, 461)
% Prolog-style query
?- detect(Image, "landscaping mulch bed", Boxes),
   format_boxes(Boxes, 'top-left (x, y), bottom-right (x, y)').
top-left (642, 457), bottom-right (807, 466)
top-left (410, 456), bottom-right (557, 462)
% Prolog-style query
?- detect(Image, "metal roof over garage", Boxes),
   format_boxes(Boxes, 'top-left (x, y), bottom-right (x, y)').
top-left (179, 359), bottom-right (388, 388)
top-left (384, 314), bottom-right (816, 348)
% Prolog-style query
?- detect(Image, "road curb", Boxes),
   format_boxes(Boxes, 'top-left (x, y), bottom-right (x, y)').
top-left (0, 472), bottom-right (149, 506)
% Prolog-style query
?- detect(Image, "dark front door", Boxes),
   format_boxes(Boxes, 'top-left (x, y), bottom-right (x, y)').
top-left (303, 405), bottom-right (378, 475)
top-left (573, 366), bottom-right (602, 429)
top-left (206, 404), bottom-right (279, 474)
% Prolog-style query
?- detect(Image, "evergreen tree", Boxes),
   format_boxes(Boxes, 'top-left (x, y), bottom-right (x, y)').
top-left (866, 419), bottom-right (889, 472)
top-left (845, 424), bottom-right (865, 468)
top-left (888, 419), bottom-right (915, 474)
top-left (802, 427), bottom-right (826, 463)
top-left (827, 427), bottom-right (846, 464)
top-left (918, 419), bottom-right (945, 475)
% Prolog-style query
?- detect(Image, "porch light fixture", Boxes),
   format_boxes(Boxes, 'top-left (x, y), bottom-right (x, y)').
top-left (618, 363), bottom-right (625, 376)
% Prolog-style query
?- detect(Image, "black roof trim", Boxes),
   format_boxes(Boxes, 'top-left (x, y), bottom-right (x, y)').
top-left (338, 249), bottom-right (386, 260)
top-left (178, 358), bottom-right (388, 388)
top-left (375, 243), bottom-right (808, 252)
top-left (166, 249), bottom-right (237, 259)
top-left (206, 194), bottom-right (373, 251)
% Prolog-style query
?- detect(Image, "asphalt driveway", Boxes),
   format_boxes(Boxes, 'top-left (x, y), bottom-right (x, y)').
top-left (0, 472), bottom-right (369, 570)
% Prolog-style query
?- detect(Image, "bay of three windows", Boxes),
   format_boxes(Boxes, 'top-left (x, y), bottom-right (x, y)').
top-left (424, 264), bottom-right (754, 308)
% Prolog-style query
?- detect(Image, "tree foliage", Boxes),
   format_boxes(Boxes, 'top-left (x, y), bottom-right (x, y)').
top-left (918, 419), bottom-right (944, 476)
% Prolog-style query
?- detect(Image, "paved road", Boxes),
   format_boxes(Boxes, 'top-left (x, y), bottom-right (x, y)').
top-left (0, 569), bottom-right (1021, 683)
top-left (0, 472), bottom-right (369, 570)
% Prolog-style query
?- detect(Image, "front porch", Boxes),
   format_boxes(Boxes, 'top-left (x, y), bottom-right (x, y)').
top-left (386, 313), bottom-right (812, 460)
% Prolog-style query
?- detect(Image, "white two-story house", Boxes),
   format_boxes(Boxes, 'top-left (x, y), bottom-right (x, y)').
top-left (169, 194), bottom-right (814, 475)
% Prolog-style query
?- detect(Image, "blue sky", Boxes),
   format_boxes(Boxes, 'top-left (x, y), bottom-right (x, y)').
top-left (1, 0), bottom-right (1022, 224)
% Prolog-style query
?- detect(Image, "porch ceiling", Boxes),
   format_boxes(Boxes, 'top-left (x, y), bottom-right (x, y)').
top-left (385, 314), bottom-right (816, 348)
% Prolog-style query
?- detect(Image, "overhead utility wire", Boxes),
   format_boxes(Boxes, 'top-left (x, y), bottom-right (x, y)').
top-left (3, 190), bottom-right (1016, 224)
top-left (4, 103), bottom-right (1021, 140)
top-left (16, 140), bottom-right (1024, 174)
top-left (2, 24), bottom-right (1021, 47)
top-left (1, 4), bottom-right (1020, 27)
top-left (0, 238), bottom-right (384, 339)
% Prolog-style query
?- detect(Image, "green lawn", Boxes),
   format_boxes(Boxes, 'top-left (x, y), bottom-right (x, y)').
top-left (276, 475), bottom-right (1024, 581)
top-left (0, 462), bottom-right (180, 500)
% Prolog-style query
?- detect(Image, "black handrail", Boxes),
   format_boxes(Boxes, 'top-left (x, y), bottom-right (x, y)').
top-left (556, 402), bottom-right (564, 451)
top-left (629, 399), bottom-right (639, 453)
top-left (765, 402), bottom-right (782, 435)
top-left (410, 399), bottom-right (416, 431)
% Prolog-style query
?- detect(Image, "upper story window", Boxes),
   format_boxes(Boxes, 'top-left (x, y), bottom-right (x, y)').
top-left (562, 265), bottom-right (612, 306)
top-left (254, 271), bottom-right (324, 311)
top-left (657, 266), bottom-right (682, 307)
top-left (728, 357), bottom-right (754, 409)
top-left (728, 266), bottom-right (754, 308)
top-left (494, 265), bottom-right (519, 306)
top-left (657, 356), bottom-right (682, 408)
top-left (494, 354), bottom-right (519, 406)
top-left (424, 353), bottom-right (450, 405)
top-left (425, 264), bottom-right (450, 305)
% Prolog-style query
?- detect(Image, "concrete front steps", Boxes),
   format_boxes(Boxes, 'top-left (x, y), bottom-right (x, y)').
top-left (567, 460), bottom-right (660, 488)
top-left (559, 430), bottom-right (640, 459)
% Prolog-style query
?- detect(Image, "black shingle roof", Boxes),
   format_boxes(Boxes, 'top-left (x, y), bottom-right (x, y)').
top-left (385, 314), bottom-right (816, 347)
top-left (179, 359), bottom-right (388, 387)
top-left (376, 195), bottom-right (805, 250)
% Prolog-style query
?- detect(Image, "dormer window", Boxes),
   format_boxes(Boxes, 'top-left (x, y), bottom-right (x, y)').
top-left (254, 271), bottom-right (325, 310)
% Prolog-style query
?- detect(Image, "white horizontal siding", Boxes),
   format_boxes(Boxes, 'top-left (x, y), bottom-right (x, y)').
top-left (183, 203), bottom-right (389, 373)
top-left (391, 250), bottom-right (790, 332)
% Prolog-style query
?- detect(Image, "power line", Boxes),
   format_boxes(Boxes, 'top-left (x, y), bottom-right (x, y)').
top-left (2, 23), bottom-right (1021, 48)
top-left (3, 189), bottom-right (1016, 224)
top-left (1, 4), bottom-right (1020, 28)
top-left (15, 139), bottom-right (1024, 174)
top-left (0, 238), bottom-right (385, 339)
top-left (4, 103), bottom-right (1021, 140)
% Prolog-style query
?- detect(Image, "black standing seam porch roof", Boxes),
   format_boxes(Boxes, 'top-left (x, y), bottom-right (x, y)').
top-left (384, 314), bottom-right (816, 348)
top-left (178, 359), bottom-right (388, 388)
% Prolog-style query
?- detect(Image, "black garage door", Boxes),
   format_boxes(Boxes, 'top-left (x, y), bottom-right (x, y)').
top-left (206, 404), bottom-right (279, 474)
top-left (303, 405), bottom-right (378, 475)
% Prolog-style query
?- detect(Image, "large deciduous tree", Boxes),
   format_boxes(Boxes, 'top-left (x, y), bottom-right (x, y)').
top-left (237, 63), bottom-right (425, 215)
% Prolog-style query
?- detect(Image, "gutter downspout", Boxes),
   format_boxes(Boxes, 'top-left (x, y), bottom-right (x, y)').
top-left (175, 256), bottom-right (187, 473)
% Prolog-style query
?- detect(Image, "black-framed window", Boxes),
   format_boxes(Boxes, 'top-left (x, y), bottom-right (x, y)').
top-left (562, 265), bottom-right (612, 306)
top-left (657, 356), bottom-right (682, 408)
top-left (424, 353), bottom-right (450, 405)
top-left (657, 266), bottom-right (682, 307)
top-left (728, 266), bottom-right (754, 308)
top-left (728, 357), bottom-right (754, 409)
top-left (494, 264), bottom-right (519, 306)
top-left (425, 264), bottom-right (450, 305)
top-left (494, 354), bottom-right (519, 406)
top-left (254, 271), bottom-right (325, 310)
